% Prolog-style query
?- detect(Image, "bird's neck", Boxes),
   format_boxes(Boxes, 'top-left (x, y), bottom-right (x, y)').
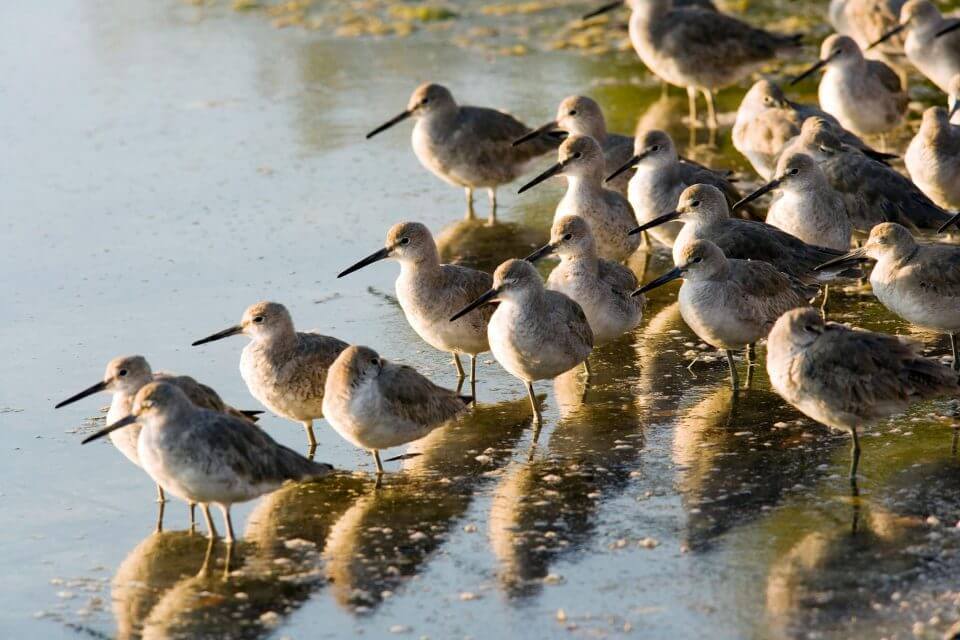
top-left (399, 252), bottom-right (442, 281)
top-left (566, 173), bottom-right (604, 197)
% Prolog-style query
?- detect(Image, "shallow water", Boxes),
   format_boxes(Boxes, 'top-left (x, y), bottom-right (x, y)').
top-left (4, 0), bottom-right (960, 638)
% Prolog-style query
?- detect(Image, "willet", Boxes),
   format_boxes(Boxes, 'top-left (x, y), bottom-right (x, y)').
top-left (791, 34), bottom-right (907, 137)
top-left (526, 215), bottom-right (643, 344)
top-left (872, 0), bottom-right (960, 93)
top-left (635, 239), bottom-right (816, 389)
top-left (191, 301), bottom-right (349, 450)
top-left (732, 78), bottom-right (895, 180)
top-left (512, 95), bottom-right (635, 195)
top-left (830, 0), bottom-right (908, 74)
top-left (450, 259), bottom-right (593, 424)
top-left (321, 345), bottom-right (471, 475)
top-left (607, 129), bottom-right (749, 248)
top-left (82, 382), bottom-right (334, 542)
top-left (518, 134), bottom-right (640, 262)
top-left (55, 355), bottom-right (260, 527)
top-left (583, 0), bottom-right (801, 128)
top-left (337, 221), bottom-right (492, 387)
top-left (631, 184), bottom-right (853, 281)
top-left (366, 83), bottom-right (557, 223)
top-left (816, 222), bottom-right (960, 370)
top-left (734, 152), bottom-right (852, 252)
top-left (781, 116), bottom-right (953, 231)
top-left (904, 107), bottom-right (960, 210)
top-left (766, 307), bottom-right (958, 481)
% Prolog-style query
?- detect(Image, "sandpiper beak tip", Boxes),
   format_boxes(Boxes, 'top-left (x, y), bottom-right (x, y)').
top-left (628, 210), bottom-right (680, 235)
top-left (868, 22), bottom-right (907, 48)
top-left (732, 177), bottom-right (780, 211)
top-left (366, 110), bottom-right (412, 139)
top-left (605, 154), bottom-right (641, 183)
top-left (937, 211), bottom-right (960, 234)
top-left (192, 324), bottom-right (244, 347)
top-left (81, 414), bottom-right (138, 445)
top-left (814, 247), bottom-right (869, 272)
top-left (450, 289), bottom-right (498, 322)
top-left (524, 243), bottom-right (556, 263)
top-left (338, 246), bottom-right (392, 278)
top-left (55, 379), bottom-right (109, 409)
top-left (513, 121), bottom-right (558, 147)
top-left (518, 162), bottom-right (564, 195)
top-left (635, 266), bottom-right (683, 295)
top-left (582, 0), bottom-right (622, 20)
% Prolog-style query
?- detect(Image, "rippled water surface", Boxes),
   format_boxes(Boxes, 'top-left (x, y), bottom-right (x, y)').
top-left (4, 1), bottom-right (960, 638)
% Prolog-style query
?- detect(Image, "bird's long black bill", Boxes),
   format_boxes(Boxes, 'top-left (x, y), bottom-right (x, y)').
top-left (605, 154), bottom-right (641, 183)
top-left (938, 211), bottom-right (960, 234)
top-left (192, 325), bottom-right (243, 346)
top-left (633, 266), bottom-right (682, 296)
top-left (450, 289), bottom-right (498, 322)
top-left (790, 58), bottom-right (829, 85)
top-left (949, 100), bottom-right (960, 122)
top-left (338, 247), bottom-right (392, 278)
top-left (582, 0), bottom-right (621, 20)
top-left (366, 110), bottom-right (412, 139)
top-left (732, 178), bottom-right (780, 211)
top-left (524, 243), bottom-right (555, 263)
top-left (55, 380), bottom-right (108, 409)
top-left (81, 414), bottom-right (138, 445)
top-left (628, 210), bottom-right (680, 235)
top-left (936, 21), bottom-right (960, 38)
top-left (814, 247), bottom-right (868, 272)
top-left (518, 162), bottom-right (564, 194)
top-left (868, 23), bottom-right (907, 48)
top-left (513, 120), bottom-right (559, 147)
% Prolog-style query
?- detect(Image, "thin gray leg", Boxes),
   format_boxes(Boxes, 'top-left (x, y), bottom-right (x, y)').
top-left (725, 349), bottom-right (739, 391)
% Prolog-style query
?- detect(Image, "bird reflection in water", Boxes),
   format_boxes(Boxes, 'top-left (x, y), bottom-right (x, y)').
top-left (435, 217), bottom-right (547, 274)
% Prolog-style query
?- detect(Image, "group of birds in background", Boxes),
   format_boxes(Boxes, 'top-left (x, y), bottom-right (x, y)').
top-left (56, 0), bottom-right (960, 546)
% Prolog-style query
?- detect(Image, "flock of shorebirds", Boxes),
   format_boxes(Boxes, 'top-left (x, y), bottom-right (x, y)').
top-left (55, 0), bottom-right (960, 547)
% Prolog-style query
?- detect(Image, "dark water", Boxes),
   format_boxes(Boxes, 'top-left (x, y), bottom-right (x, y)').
top-left (3, 1), bottom-right (960, 638)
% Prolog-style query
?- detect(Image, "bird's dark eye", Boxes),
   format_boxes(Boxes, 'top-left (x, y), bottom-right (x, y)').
top-left (804, 324), bottom-right (818, 333)
top-left (832, 49), bottom-right (841, 56)
top-left (573, 152), bottom-right (582, 159)
top-left (563, 233), bottom-right (573, 241)
top-left (421, 98), bottom-right (429, 105)
top-left (692, 257), bottom-right (703, 264)
top-left (763, 96), bottom-right (773, 105)
top-left (568, 110), bottom-right (577, 116)
top-left (651, 144), bottom-right (661, 152)
top-left (253, 316), bottom-right (265, 324)
top-left (118, 369), bottom-right (128, 377)
top-left (691, 200), bottom-right (701, 207)
top-left (370, 358), bottom-right (379, 366)
top-left (399, 237), bottom-right (410, 245)
top-left (788, 168), bottom-right (799, 175)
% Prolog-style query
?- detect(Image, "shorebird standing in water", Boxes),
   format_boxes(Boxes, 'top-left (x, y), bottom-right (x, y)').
top-left (631, 184), bottom-right (853, 282)
top-left (767, 307), bottom-right (958, 482)
top-left (733, 79), bottom-right (895, 180)
top-left (191, 302), bottom-right (349, 451)
top-left (512, 95), bottom-right (635, 195)
top-left (791, 34), bottom-right (907, 138)
top-left (56, 355), bottom-right (261, 529)
top-left (635, 239), bottom-right (816, 389)
top-left (322, 345), bottom-right (471, 475)
top-left (780, 117), bottom-right (954, 232)
top-left (337, 221), bottom-right (492, 389)
top-left (871, 0), bottom-right (960, 93)
top-left (82, 382), bottom-right (333, 542)
top-left (450, 259), bottom-right (593, 425)
top-left (518, 134), bottom-right (640, 262)
top-left (734, 152), bottom-right (852, 252)
top-left (905, 107), bottom-right (960, 210)
top-left (817, 222), bottom-right (960, 370)
top-left (366, 83), bottom-right (557, 224)
top-left (583, 0), bottom-right (801, 128)
top-left (607, 129), bottom-right (748, 248)
top-left (526, 215), bottom-right (643, 344)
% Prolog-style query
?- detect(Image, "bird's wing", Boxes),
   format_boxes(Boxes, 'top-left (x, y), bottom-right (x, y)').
top-left (377, 362), bottom-right (468, 426)
top-left (547, 291), bottom-right (595, 353)
top-left (656, 9), bottom-right (791, 67)
top-left (440, 263), bottom-right (496, 327)
top-left (902, 245), bottom-right (960, 298)
top-left (458, 106), bottom-right (558, 157)
top-left (598, 259), bottom-right (639, 293)
top-left (718, 220), bottom-right (841, 276)
top-left (155, 374), bottom-right (227, 413)
top-left (190, 410), bottom-right (331, 483)
top-left (277, 333), bottom-right (350, 397)
top-left (801, 324), bottom-right (957, 419)
top-left (867, 59), bottom-right (904, 94)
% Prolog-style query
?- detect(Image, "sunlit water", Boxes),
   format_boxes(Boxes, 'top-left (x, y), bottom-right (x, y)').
top-left (3, 1), bottom-right (960, 638)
